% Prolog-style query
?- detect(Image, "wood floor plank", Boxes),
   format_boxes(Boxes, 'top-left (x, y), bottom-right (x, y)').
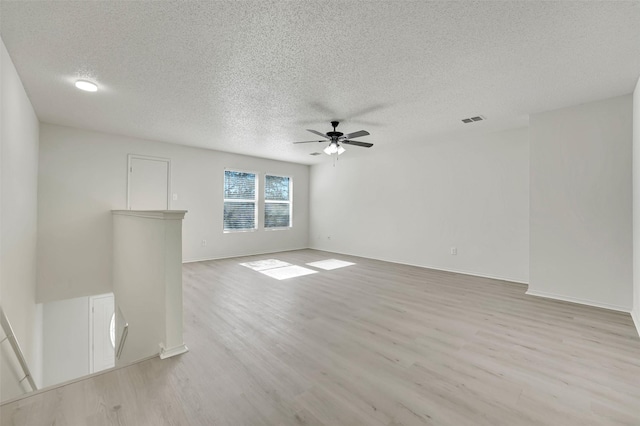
top-left (2, 249), bottom-right (639, 425)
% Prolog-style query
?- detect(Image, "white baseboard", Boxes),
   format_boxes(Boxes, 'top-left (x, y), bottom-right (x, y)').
top-left (307, 246), bottom-right (529, 285)
top-left (525, 289), bottom-right (631, 313)
top-left (183, 247), bottom-right (308, 264)
top-left (159, 343), bottom-right (189, 360)
top-left (631, 310), bottom-right (640, 338)
top-left (411, 264), bottom-right (528, 285)
top-left (186, 246), bottom-right (528, 285)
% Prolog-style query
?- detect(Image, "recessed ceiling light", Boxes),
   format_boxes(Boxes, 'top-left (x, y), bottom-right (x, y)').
top-left (75, 80), bottom-right (98, 92)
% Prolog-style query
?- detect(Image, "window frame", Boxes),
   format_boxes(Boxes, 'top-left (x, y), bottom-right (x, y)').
top-left (264, 174), bottom-right (293, 230)
top-left (223, 169), bottom-right (258, 233)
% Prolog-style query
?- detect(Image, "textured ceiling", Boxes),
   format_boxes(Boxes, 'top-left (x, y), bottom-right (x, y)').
top-left (2, 1), bottom-right (640, 165)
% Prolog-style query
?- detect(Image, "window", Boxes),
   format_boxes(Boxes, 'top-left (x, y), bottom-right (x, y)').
top-left (224, 171), bottom-right (257, 231)
top-left (265, 175), bottom-right (292, 228)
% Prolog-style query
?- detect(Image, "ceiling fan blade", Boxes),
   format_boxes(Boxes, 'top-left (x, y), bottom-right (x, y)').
top-left (343, 130), bottom-right (370, 139)
top-left (342, 140), bottom-right (373, 148)
top-left (306, 129), bottom-right (329, 139)
top-left (293, 140), bottom-right (324, 144)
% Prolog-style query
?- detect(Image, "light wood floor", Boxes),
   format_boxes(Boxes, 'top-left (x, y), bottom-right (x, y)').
top-left (2, 249), bottom-right (639, 425)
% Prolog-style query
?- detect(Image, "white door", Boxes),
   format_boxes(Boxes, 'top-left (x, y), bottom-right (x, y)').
top-left (90, 294), bottom-right (115, 373)
top-left (128, 155), bottom-right (170, 210)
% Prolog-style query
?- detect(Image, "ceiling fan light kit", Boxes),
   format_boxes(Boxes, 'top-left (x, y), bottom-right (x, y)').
top-left (293, 121), bottom-right (373, 158)
top-left (323, 143), bottom-right (346, 156)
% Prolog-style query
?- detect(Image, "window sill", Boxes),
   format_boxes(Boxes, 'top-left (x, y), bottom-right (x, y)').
top-left (264, 227), bottom-right (292, 231)
top-left (223, 228), bottom-right (257, 234)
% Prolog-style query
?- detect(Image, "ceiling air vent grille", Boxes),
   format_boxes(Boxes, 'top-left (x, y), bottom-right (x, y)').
top-left (462, 115), bottom-right (485, 123)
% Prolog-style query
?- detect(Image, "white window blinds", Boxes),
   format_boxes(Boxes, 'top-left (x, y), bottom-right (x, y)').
top-left (265, 175), bottom-right (291, 228)
top-left (224, 171), bottom-right (257, 231)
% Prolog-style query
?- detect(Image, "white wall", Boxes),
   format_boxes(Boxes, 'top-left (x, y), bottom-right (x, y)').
top-left (310, 127), bottom-right (530, 283)
top-left (41, 296), bottom-right (89, 387)
top-left (112, 211), bottom-right (185, 365)
top-left (529, 94), bottom-right (633, 312)
top-left (0, 39), bottom-right (42, 400)
top-left (37, 123), bottom-right (309, 302)
top-left (633, 77), bottom-right (640, 334)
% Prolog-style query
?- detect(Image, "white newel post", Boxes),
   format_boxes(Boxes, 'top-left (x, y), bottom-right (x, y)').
top-left (112, 210), bottom-right (188, 365)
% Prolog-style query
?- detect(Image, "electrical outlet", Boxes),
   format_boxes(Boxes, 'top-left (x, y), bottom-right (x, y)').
top-left (450, 247), bottom-right (457, 255)
top-left (201, 239), bottom-right (207, 247)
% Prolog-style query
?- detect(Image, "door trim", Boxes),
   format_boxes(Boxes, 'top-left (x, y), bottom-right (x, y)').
top-left (88, 293), bottom-right (115, 374)
top-left (126, 154), bottom-right (172, 210)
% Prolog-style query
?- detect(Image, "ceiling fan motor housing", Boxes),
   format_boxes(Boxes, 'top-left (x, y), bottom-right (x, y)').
top-left (327, 121), bottom-right (342, 139)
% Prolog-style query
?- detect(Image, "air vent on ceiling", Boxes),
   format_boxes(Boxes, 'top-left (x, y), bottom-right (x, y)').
top-left (309, 152), bottom-right (321, 156)
top-left (461, 115), bottom-right (485, 123)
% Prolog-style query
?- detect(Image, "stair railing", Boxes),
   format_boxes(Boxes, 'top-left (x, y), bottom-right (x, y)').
top-left (0, 306), bottom-right (37, 391)
top-left (115, 306), bottom-right (129, 360)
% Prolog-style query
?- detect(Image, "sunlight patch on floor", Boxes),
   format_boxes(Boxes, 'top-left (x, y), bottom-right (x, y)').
top-left (239, 258), bottom-right (354, 280)
top-left (306, 259), bottom-right (355, 270)
top-left (259, 265), bottom-right (318, 280)
top-left (240, 259), bottom-right (291, 271)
